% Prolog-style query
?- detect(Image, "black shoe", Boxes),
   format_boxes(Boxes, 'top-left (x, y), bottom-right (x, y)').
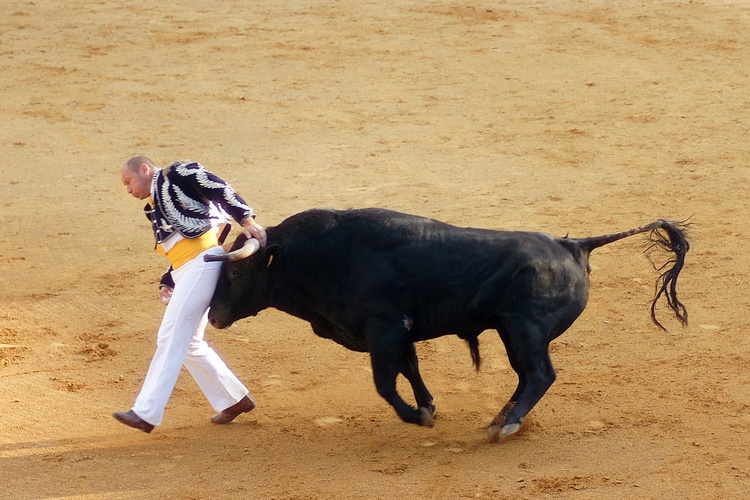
top-left (210, 396), bottom-right (255, 424)
top-left (113, 410), bottom-right (155, 433)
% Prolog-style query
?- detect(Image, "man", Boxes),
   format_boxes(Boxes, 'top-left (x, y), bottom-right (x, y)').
top-left (114, 155), bottom-right (266, 433)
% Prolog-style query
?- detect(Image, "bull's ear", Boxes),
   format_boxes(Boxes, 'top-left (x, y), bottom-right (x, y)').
top-left (263, 245), bottom-right (281, 268)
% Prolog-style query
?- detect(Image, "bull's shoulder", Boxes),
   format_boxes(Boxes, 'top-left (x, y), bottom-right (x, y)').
top-left (274, 207), bottom-right (447, 241)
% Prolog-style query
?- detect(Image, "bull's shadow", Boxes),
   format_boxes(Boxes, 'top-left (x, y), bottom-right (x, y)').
top-left (205, 208), bottom-right (689, 443)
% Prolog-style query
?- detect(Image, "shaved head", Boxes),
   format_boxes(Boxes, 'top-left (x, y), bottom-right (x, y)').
top-left (124, 155), bottom-right (156, 172)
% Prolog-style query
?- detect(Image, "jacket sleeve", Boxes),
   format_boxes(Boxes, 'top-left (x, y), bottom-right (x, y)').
top-left (174, 162), bottom-right (255, 224)
top-left (159, 267), bottom-right (175, 289)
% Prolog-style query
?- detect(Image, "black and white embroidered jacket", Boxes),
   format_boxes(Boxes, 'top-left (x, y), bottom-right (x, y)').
top-left (144, 160), bottom-right (256, 288)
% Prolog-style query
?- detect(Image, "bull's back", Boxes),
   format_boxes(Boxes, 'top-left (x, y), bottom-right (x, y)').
top-left (332, 210), bottom-right (587, 333)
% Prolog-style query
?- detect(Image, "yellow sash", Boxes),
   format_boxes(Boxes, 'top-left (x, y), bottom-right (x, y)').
top-left (156, 231), bottom-right (219, 270)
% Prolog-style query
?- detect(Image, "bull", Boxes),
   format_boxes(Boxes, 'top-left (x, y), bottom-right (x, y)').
top-left (205, 208), bottom-right (689, 442)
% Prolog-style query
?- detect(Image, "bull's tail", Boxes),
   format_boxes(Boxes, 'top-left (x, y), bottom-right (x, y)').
top-left (573, 219), bottom-right (690, 330)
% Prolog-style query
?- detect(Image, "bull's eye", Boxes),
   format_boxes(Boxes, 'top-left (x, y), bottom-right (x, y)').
top-left (231, 269), bottom-right (242, 278)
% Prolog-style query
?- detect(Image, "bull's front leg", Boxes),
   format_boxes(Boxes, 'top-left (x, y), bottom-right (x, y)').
top-left (400, 342), bottom-right (435, 417)
top-left (366, 321), bottom-right (434, 427)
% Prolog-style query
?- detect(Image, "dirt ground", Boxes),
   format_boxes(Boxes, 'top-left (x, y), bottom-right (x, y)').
top-left (1, 0), bottom-right (750, 498)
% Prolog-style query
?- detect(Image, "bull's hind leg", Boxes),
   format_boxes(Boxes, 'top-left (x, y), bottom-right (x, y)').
top-left (366, 322), bottom-right (433, 427)
top-left (488, 321), bottom-right (556, 443)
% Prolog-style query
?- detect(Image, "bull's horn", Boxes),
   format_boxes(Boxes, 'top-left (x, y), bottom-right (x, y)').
top-left (204, 238), bottom-right (261, 262)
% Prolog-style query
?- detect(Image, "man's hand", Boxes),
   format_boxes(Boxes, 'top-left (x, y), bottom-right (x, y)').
top-left (242, 218), bottom-right (267, 247)
top-left (159, 286), bottom-right (173, 306)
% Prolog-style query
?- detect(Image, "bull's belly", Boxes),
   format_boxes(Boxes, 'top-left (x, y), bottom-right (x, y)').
top-left (310, 321), bottom-right (369, 352)
top-left (404, 313), bottom-right (490, 343)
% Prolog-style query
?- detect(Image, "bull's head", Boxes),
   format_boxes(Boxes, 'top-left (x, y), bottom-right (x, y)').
top-left (204, 236), bottom-right (279, 329)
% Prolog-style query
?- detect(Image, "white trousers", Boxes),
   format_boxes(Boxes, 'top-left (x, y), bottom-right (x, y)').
top-left (132, 246), bottom-right (249, 426)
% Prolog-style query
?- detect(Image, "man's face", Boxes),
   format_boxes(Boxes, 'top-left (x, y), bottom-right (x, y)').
top-left (121, 164), bottom-right (152, 200)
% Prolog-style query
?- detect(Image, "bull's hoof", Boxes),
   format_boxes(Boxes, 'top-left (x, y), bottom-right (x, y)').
top-left (418, 406), bottom-right (434, 428)
top-left (487, 422), bottom-right (521, 443)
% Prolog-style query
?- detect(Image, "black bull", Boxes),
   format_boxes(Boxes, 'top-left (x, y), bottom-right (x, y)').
top-left (205, 208), bottom-right (689, 442)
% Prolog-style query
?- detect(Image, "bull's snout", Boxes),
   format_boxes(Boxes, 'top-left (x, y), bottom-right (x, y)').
top-left (208, 315), bottom-right (227, 329)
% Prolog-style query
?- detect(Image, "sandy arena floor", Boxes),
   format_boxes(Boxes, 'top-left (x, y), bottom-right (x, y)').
top-left (1, 0), bottom-right (750, 498)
